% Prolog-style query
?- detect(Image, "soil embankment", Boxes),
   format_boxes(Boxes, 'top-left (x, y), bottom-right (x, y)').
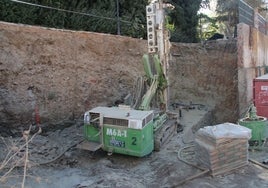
top-left (0, 22), bottom-right (237, 135)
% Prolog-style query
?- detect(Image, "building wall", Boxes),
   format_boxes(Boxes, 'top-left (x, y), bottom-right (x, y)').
top-left (237, 23), bottom-right (268, 117)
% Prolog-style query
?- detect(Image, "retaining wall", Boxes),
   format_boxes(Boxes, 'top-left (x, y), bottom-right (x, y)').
top-left (0, 21), bottom-right (238, 134)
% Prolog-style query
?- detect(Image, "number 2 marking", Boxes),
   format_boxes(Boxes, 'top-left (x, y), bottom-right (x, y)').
top-left (132, 137), bottom-right (137, 145)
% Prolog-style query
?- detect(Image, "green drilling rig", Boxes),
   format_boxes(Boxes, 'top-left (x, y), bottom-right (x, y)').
top-left (77, 1), bottom-right (178, 157)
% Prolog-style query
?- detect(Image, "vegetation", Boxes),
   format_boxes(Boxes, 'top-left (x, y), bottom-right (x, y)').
top-left (0, 0), bottom-right (148, 39)
top-left (166, 0), bottom-right (210, 42)
top-left (1, 0), bottom-right (267, 43)
top-left (0, 0), bottom-right (211, 42)
top-left (197, 13), bottom-right (219, 41)
top-left (215, 0), bottom-right (267, 37)
top-left (0, 0), bottom-right (267, 42)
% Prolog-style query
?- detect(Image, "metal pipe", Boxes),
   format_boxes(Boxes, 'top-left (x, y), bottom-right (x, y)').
top-left (116, 0), bottom-right (121, 35)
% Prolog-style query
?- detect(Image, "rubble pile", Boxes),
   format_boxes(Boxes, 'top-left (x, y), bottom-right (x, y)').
top-left (195, 123), bottom-right (251, 176)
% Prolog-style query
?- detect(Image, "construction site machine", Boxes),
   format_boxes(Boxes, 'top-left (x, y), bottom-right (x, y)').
top-left (77, 1), bottom-right (178, 157)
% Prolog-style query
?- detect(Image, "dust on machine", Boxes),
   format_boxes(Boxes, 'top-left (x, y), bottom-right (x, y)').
top-left (77, 0), bottom-right (179, 157)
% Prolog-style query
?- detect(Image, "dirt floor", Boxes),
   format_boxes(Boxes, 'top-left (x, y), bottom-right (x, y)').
top-left (0, 22), bottom-right (267, 188)
top-left (1, 108), bottom-right (268, 188)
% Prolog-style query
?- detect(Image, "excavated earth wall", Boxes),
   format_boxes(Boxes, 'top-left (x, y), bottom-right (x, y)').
top-left (169, 41), bottom-right (238, 123)
top-left (0, 22), bottom-right (238, 135)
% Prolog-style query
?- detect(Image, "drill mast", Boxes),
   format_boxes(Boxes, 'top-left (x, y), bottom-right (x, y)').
top-left (146, 0), bottom-right (170, 110)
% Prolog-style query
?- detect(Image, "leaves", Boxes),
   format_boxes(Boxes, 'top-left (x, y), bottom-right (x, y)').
top-left (0, 0), bottom-right (211, 41)
top-left (168, 0), bottom-right (206, 42)
top-left (0, 0), bottom-right (148, 38)
top-left (215, 0), bottom-right (265, 37)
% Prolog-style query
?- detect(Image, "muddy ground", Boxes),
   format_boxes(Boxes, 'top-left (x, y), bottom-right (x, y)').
top-left (1, 108), bottom-right (268, 188)
top-left (0, 22), bottom-right (267, 188)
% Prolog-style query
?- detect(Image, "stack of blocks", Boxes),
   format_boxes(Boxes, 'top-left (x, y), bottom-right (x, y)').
top-left (195, 123), bottom-right (251, 176)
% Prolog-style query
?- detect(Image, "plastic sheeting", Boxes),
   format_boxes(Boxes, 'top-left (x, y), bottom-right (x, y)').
top-left (197, 122), bottom-right (252, 139)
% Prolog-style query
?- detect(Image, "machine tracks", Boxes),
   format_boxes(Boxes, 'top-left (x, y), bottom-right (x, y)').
top-left (154, 119), bottom-right (178, 151)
